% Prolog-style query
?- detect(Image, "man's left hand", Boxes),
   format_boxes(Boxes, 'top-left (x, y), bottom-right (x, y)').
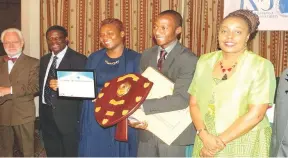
top-left (128, 120), bottom-right (148, 130)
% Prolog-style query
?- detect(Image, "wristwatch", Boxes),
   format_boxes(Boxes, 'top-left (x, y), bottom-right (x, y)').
top-left (196, 128), bottom-right (206, 135)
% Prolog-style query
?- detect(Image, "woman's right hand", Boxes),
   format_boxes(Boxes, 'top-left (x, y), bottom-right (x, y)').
top-left (199, 130), bottom-right (225, 153)
top-left (200, 147), bottom-right (215, 157)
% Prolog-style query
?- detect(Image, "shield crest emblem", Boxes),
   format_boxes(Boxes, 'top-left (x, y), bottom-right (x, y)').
top-left (95, 73), bottom-right (153, 141)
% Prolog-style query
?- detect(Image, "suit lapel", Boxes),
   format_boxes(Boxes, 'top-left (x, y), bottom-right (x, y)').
top-left (148, 46), bottom-right (158, 70)
top-left (9, 53), bottom-right (26, 79)
top-left (58, 48), bottom-right (72, 69)
top-left (162, 42), bottom-right (181, 74)
top-left (0, 57), bottom-right (9, 86)
top-left (0, 58), bottom-right (8, 75)
top-left (42, 53), bottom-right (52, 74)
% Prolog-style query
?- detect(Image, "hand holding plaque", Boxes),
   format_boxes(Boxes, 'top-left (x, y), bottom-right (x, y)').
top-left (94, 73), bottom-right (153, 141)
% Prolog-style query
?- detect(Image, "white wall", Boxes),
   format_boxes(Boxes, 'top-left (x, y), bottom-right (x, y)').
top-left (21, 0), bottom-right (40, 117)
top-left (21, 0), bottom-right (40, 59)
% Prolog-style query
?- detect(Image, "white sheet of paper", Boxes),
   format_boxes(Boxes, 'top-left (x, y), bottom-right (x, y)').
top-left (130, 67), bottom-right (192, 145)
top-left (57, 71), bottom-right (96, 98)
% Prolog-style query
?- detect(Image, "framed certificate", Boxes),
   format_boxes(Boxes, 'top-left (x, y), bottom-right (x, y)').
top-left (56, 69), bottom-right (96, 99)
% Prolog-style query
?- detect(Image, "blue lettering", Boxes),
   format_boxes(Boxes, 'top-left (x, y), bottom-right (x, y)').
top-left (248, 0), bottom-right (258, 11)
top-left (261, 0), bottom-right (274, 11)
top-left (240, 0), bottom-right (274, 11)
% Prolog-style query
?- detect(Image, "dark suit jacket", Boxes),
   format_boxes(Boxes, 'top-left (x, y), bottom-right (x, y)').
top-left (39, 47), bottom-right (87, 134)
top-left (0, 53), bottom-right (39, 125)
top-left (139, 41), bottom-right (198, 145)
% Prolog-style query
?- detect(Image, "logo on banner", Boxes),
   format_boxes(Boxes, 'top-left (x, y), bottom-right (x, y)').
top-left (224, 0), bottom-right (288, 30)
top-left (240, 0), bottom-right (288, 17)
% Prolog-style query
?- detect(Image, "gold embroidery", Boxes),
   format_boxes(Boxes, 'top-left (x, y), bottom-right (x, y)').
top-left (135, 96), bottom-right (142, 102)
top-left (95, 107), bottom-right (101, 112)
top-left (122, 110), bottom-right (129, 115)
top-left (116, 82), bottom-right (131, 97)
top-left (117, 74), bottom-right (139, 82)
top-left (98, 93), bottom-right (104, 98)
top-left (102, 119), bottom-right (108, 125)
top-left (143, 82), bottom-right (150, 88)
top-left (109, 99), bottom-right (125, 106)
top-left (104, 82), bottom-right (110, 87)
top-left (105, 111), bottom-right (115, 116)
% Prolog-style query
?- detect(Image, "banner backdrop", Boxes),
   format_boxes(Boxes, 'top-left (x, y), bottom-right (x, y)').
top-left (224, 0), bottom-right (288, 30)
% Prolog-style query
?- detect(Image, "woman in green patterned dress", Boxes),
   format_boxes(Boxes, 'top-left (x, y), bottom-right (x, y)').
top-left (188, 9), bottom-right (276, 157)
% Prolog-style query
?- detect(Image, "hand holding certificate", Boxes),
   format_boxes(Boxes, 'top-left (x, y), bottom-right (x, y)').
top-left (56, 70), bottom-right (96, 99)
top-left (130, 67), bottom-right (192, 145)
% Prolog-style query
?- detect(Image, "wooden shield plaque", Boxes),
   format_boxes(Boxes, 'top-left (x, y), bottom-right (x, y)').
top-left (94, 73), bottom-right (153, 141)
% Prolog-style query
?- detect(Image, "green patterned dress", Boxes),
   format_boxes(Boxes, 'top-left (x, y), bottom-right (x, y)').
top-left (188, 51), bottom-right (276, 157)
top-left (192, 78), bottom-right (272, 157)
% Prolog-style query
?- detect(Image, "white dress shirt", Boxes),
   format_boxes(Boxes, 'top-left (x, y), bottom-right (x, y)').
top-left (8, 52), bottom-right (22, 94)
top-left (42, 46), bottom-right (68, 104)
top-left (8, 52), bottom-right (22, 74)
top-left (157, 39), bottom-right (178, 61)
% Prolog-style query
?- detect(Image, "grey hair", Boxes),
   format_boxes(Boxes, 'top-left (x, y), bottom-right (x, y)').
top-left (1, 28), bottom-right (24, 42)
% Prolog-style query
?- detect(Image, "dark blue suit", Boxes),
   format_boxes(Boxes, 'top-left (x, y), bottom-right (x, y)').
top-left (78, 48), bottom-right (141, 157)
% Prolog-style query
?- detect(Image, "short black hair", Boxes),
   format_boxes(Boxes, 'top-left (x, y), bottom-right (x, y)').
top-left (159, 10), bottom-right (183, 27)
top-left (101, 18), bottom-right (124, 32)
top-left (46, 25), bottom-right (68, 38)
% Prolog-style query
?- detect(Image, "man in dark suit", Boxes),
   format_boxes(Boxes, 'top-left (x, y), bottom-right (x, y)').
top-left (39, 25), bottom-right (87, 157)
top-left (0, 28), bottom-right (39, 157)
top-left (135, 10), bottom-right (198, 157)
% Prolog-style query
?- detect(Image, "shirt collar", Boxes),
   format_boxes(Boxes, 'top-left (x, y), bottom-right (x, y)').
top-left (158, 40), bottom-right (178, 54)
top-left (51, 45), bottom-right (68, 60)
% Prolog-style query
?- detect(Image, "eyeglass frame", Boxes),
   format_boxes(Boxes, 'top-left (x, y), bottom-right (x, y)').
top-left (2, 41), bottom-right (22, 46)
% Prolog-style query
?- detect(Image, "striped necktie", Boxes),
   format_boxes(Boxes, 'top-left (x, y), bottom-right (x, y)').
top-left (44, 56), bottom-right (58, 105)
top-left (157, 50), bottom-right (167, 72)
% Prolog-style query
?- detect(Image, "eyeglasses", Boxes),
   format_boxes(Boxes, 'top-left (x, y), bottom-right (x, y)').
top-left (46, 36), bottom-right (65, 42)
top-left (2, 41), bottom-right (21, 45)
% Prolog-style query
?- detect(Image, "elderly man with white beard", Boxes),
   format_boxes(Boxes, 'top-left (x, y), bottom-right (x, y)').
top-left (0, 28), bottom-right (39, 157)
